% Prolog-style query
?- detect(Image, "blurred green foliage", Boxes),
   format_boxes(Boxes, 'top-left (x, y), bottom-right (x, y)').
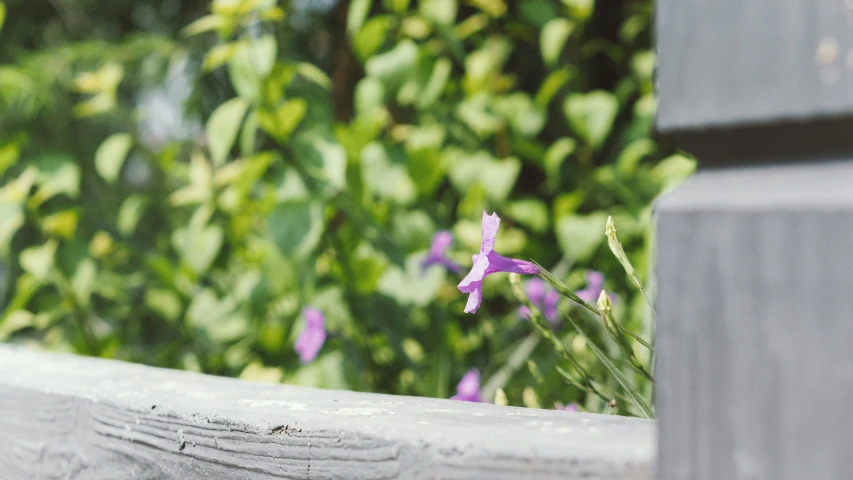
top-left (0, 0), bottom-right (692, 415)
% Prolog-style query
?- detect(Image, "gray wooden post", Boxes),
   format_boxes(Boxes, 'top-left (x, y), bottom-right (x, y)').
top-left (655, 1), bottom-right (853, 479)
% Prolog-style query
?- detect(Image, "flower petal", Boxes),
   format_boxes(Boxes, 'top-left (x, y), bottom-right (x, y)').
top-left (484, 251), bottom-right (540, 275)
top-left (544, 290), bottom-right (560, 323)
top-left (451, 369), bottom-right (482, 402)
top-left (525, 277), bottom-right (546, 306)
top-left (295, 306), bottom-right (327, 363)
top-left (429, 230), bottom-right (454, 256)
top-left (479, 211), bottom-right (500, 254)
top-left (462, 282), bottom-right (483, 313)
top-left (586, 270), bottom-right (604, 289)
top-left (458, 254), bottom-right (490, 291)
top-left (302, 306), bottom-right (325, 329)
top-left (295, 326), bottom-right (326, 363)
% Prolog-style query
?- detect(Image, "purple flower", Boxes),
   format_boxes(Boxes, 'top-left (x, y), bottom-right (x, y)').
top-left (576, 270), bottom-right (604, 304)
top-left (555, 402), bottom-right (578, 412)
top-left (458, 212), bottom-right (540, 314)
top-left (450, 369), bottom-right (482, 402)
top-left (294, 306), bottom-right (326, 364)
top-left (518, 277), bottom-right (560, 324)
top-left (421, 230), bottom-right (462, 274)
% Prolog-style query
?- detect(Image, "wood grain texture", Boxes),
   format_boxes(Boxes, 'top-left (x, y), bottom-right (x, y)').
top-left (655, 159), bottom-right (853, 480)
top-left (0, 346), bottom-right (654, 480)
top-left (656, 0), bottom-right (853, 132)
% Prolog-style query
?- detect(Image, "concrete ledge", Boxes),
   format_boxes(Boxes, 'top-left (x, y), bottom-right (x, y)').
top-left (0, 345), bottom-right (655, 479)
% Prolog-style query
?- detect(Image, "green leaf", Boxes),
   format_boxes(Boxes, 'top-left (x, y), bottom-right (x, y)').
top-left (268, 201), bottom-right (325, 258)
top-left (30, 153), bottom-right (80, 205)
top-left (295, 62), bottom-right (331, 89)
top-left (505, 199), bottom-right (549, 233)
top-left (353, 15), bottom-right (392, 61)
top-left (239, 109), bottom-right (259, 156)
top-left (563, 90), bottom-right (619, 150)
top-left (117, 194), bottom-right (148, 235)
top-left (203, 42), bottom-right (240, 71)
top-left (95, 133), bottom-right (133, 183)
top-left (463, 38), bottom-right (511, 93)
top-left (361, 143), bottom-right (416, 205)
top-left (540, 18), bottom-right (573, 66)
top-left (519, 0), bottom-right (558, 27)
top-left (0, 137), bottom-right (21, 178)
top-left (564, 312), bottom-right (654, 418)
top-left (455, 94), bottom-right (502, 136)
top-left (416, 57), bottom-right (452, 108)
top-left (182, 14), bottom-right (226, 37)
top-left (377, 253), bottom-right (443, 307)
top-left (445, 149), bottom-right (520, 202)
top-left (70, 257), bottom-right (97, 306)
top-left (420, 0), bottom-right (458, 25)
top-left (492, 93), bottom-right (545, 137)
top-left (0, 201), bottom-right (24, 258)
top-left (354, 76), bottom-right (386, 116)
top-left (365, 39), bottom-right (420, 81)
top-left (246, 35), bottom-right (278, 77)
top-left (632, 50), bottom-right (655, 85)
top-left (292, 133), bottom-right (347, 191)
top-left (543, 137), bottom-right (576, 190)
top-left (145, 288), bottom-right (183, 322)
top-left (555, 212), bottom-right (608, 262)
top-left (20, 240), bottom-right (58, 282)
top-left (385, 0), bottom-right (412, 12)
top-left (535, 67), bottom-right (572, 108)
top-left (347, 0), bottom-right (372, 35)
top-left (651, 153), bottom-right (696, 191)
top-left (0, 2), bottom-right (6, 33)
top-left (562, 0), bottom-right (594, 22)
top-left (258, 100), bottom-right (307, 143)
top-left (186, 289), bottom-right (246, 343)
top-left (207, 97), bottom-right (249, 166)
top-left (285, 350), bottom-right (349, 389)
top-left (616, 138), bottom-right (656, 175)
top-left (180, 212), bottom-right (223, 275)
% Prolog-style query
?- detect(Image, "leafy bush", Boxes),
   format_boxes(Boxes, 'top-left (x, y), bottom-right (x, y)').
top-left (0, 0), bottom-right (692, 415)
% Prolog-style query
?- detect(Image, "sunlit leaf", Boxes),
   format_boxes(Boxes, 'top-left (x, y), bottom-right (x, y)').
top-left (347, 0), bottom-right (372, 35)
top-left (182, 14), bottom-right (226, 37)
top-left (117, 195), bottom-right (148, 235)
top-left (95, 133), bottom-right (133, 183)
top-left (365, 39), bottom-right (419, 81)
top-left (420, 0), bottom-right (458, 25)
top-left (268, 201), bottom-right (325, 258)
top-left (540, 18), bottom-right (574, 66)
top-left (206, 97), bottom-right (249, 166)
top-left (555, 212), bottom-right (608, 262)
top-left (20, 239), bottom-right (58, 282)
top-left (563, 90), bottom-right (619, 150)
top-left (257, 99), bottom-right (307, 143)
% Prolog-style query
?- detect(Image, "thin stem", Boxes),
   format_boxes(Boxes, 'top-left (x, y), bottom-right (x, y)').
top-left (481, 333), bottom-right (540, 403)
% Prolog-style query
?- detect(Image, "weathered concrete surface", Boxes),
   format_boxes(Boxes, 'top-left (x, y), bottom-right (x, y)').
top-left (0, 345), bottom-right (655, 479)
top-left (655, 159), bottom-right (853, 480)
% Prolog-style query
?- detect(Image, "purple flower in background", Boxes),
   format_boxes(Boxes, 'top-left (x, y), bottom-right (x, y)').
top-left (576, 271), bottom-right (604, 304)
top-left (450, 369), bottom-right (482, 403)
top-left (555, 403), bottom-right (578, 412)
top-left (518, 277), bottom-right (560, 324)
top-left (294, 306), bottom-right (326, 364)
top-left (458, 212), bottom-right (540, 314)
top-left (421, 230), bottom-right (462, 274)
